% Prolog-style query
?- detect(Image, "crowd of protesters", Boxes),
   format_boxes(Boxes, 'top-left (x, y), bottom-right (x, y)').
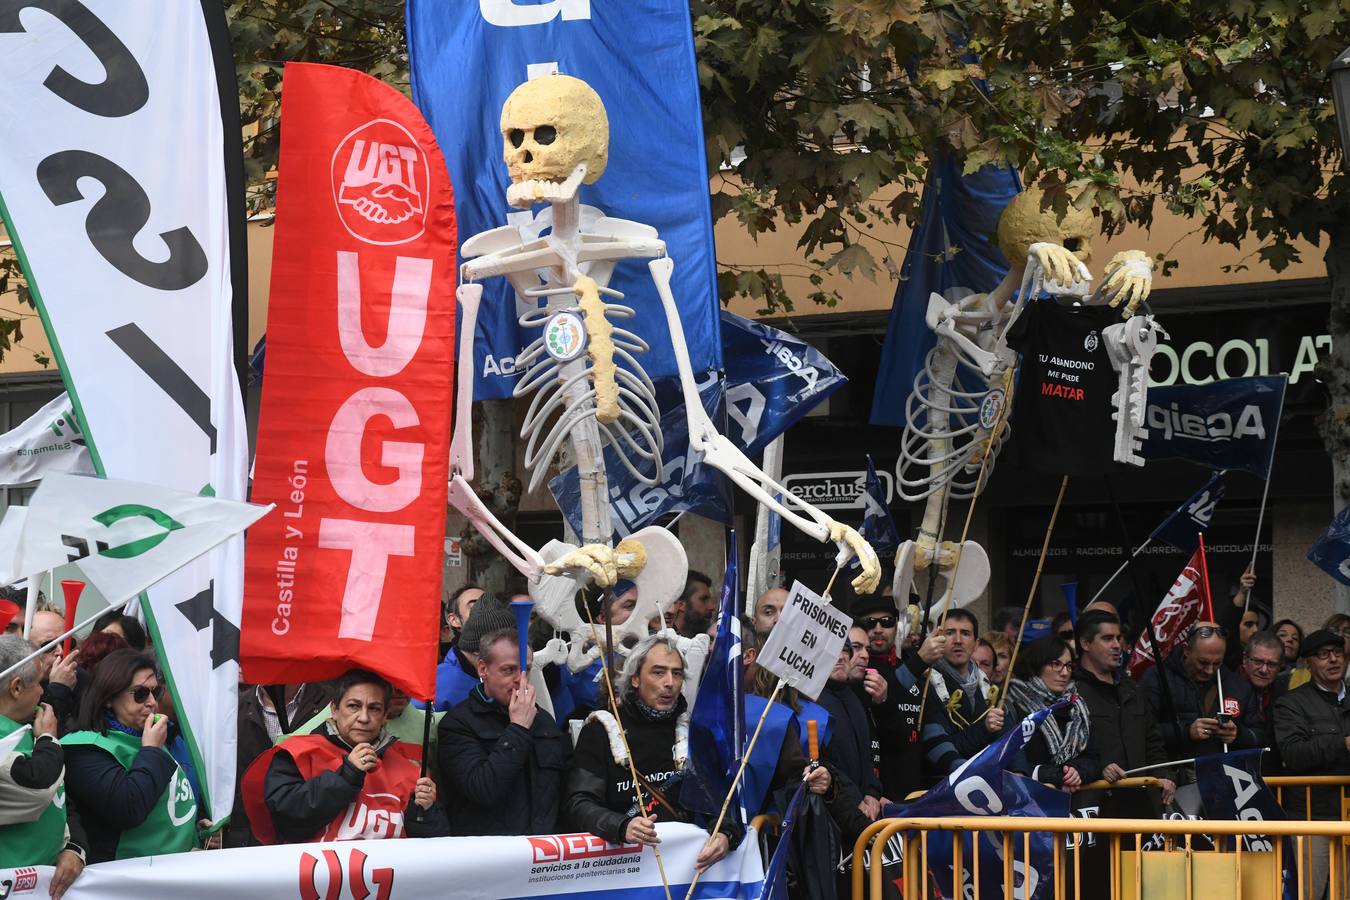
top-left (4, 566), bottom-right (1350, 898)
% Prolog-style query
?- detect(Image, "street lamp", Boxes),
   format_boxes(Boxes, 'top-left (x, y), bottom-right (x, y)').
top-left (1332, 46), bottom-right (1350, 168)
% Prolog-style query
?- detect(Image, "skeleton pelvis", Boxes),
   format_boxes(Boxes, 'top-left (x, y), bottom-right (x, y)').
top-left (893, 539), bottom-right (990, 613)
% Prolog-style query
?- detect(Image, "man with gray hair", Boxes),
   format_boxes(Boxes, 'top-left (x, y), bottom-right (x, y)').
top-left (0, 635), bottom-right (87, 896)
top-left (563, 633), bottom-right (736, 874)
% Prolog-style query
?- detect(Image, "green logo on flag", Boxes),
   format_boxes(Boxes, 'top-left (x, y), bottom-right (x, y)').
top-left (92, 504), bottom-right (185, 559)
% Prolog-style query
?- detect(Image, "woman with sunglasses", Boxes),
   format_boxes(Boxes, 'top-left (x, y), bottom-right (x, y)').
top-left (1003, 636), bottom-right (1100, 791)
top-left (62, 649), bottom-right (202, 862)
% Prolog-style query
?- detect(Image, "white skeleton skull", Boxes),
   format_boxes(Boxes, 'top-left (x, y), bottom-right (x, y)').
top-left (500, 75), bottom-right (609, 208)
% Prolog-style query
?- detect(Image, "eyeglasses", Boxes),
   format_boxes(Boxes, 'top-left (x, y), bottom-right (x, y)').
top-left (859, 615), bottom-right (897, 631)
top-left (1043, 658), bottom-right (1073, 672)
top-left (1188, 625), bottom-right (1228, 640)
top-left (1314, 647), bottom-right (1346, 661)
top-left (128, 683), bottom-right (164, 704)
top-left (1245, 658), bottom-right (1281, 672)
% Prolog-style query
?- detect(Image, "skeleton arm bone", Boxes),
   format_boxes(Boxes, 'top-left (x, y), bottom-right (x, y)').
top-left (450, 285), bottom-right (483, 480)
top-left (648, 257), bottom-right (881, 594)
top-left (447, 475), bottom-right (545, 580)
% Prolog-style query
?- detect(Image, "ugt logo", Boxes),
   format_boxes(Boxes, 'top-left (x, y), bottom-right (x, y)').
top-left (331, 119), bottom-right (430, 246)
top-left (299, 847), bottom-right (393, 900)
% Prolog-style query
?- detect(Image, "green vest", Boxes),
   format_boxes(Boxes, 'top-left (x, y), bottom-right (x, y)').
top-left (0, 715), bottom-right (67, 867)
top-left (63, 729), bottom-right (198, 859)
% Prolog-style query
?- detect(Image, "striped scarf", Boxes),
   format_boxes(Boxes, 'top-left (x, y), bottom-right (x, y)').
top-left (1004, 677), bottom-right (1090, 765)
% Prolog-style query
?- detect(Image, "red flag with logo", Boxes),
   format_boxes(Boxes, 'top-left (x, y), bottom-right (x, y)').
top-left (240, 63), bottom-right (456, 699)
top-left (1127, 549), bottom-right (1205, 679)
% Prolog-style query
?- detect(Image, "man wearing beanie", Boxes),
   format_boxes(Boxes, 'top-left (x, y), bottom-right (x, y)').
top-left (1274, 628), bottom-right (1350, 898)
top-left (854, 592), bottom-right (947, 805)
top-left (429, 597), bottom-right (517, 712)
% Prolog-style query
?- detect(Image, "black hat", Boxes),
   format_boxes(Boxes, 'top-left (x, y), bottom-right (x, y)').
top-left (851, 593), bottom-right (898, 620)
top-left (458, 597), bottom-right (517, 654)
top-left (1300, 629), bottom-right (1343, 659)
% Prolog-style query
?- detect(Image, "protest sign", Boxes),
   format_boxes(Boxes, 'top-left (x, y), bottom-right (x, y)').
top-left (0, 823), bottom-right (764, 900)
top-left (758, 581), bottom-right (851, 700)
top-left (240, 63), bottom-right (457, 701)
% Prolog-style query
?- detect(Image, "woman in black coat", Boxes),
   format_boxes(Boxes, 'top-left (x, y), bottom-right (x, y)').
top-left (1003, 636), bottom-right (1101, 790)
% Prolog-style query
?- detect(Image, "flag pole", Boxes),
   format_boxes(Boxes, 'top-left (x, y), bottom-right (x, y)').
top-left (1085, 540), bottom-right (1152, 608)
top-left (0, 594), bottom-right (134, 681)
top-left (582, 596), bottom-right (672, 900)
top-left (20, 571), bottom-right (46, 640)
top-left (684, 677), bottom-right (786, 900)
top-left (1247, 376), bottom-right (1287, 576)
top-left (998, 476), bottom-right (1070, 711)
top-left (1103, 476), bottom-right (1182, 746)
top-left (1196, 533), bottom-right (1228, 753)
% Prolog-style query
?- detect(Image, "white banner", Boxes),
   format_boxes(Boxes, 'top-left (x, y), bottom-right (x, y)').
top-left (758, 580), bottom-right (851, 700)
top-left (0, 393), bottom-right (92, 487)
top-left (11, 474), bottom-right (269, 605)
top-left (0, 3), bottom-right (249, 824)
top-left (0, 824), bottom-right (765, 899)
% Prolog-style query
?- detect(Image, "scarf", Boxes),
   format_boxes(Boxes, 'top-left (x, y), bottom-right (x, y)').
top-left (1004, 677), bottom-right (1090, 765)
top-left (629, 695), bottom-right (681, 722)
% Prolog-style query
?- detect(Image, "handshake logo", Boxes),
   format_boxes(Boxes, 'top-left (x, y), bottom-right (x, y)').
top-left (331, 119), bottom-right (430, 245)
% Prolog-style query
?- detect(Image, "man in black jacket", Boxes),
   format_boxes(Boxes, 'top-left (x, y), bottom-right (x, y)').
top-left (1140, 622), bottom-right (1263, 765)
top-left (1073, 611), bottom-right (1175, 817)
top-left (818, 635), bottom-right (883, 820)
top-left (853, 596), bottom-right (946, 803)
top-left (438, 628), bottom-right (567, 835)
top-left (564, 635), bottom-right (740, 874)
top-left (1274, 629), bottom-right (1350, 899)
top-left (920, 609), bottom-right (1004, 780)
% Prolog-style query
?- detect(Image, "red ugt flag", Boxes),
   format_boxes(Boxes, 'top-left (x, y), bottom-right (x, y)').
top-left (1127, 549), bottom-right (1205, 680)
top-left (241, 64), bottom-right (457, 699)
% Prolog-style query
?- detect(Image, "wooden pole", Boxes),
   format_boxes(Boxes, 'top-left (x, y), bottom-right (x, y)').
top-left (683, 678), bottom-right (787, 900)
top-left (997, 476), bottom-right (1070, 711)
top-left (582, 598), bottom-right (672, 900)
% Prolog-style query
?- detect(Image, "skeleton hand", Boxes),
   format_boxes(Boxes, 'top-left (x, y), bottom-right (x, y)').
top-left (829, 521), bottom-right (881, 594)
top-left (543, 537), bottom-right (649, 588)
top-left (545, 544), bottom-right (620, 587)
top-left (1100, 250), bottom-right (1153, 317)
top-left (1029, 242), bottom-right (1091, 289)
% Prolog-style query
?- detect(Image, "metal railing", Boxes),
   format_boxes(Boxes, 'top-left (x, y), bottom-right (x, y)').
top-left (849, 776), bottom-right (1350, 900)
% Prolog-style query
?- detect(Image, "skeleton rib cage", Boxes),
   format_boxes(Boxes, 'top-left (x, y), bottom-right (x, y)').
top-left (512, 289), bottom-right (665, 495)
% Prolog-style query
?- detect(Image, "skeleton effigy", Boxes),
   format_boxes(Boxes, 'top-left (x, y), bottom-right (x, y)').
top-left (892, 188), bottom-right (1165, 638)
top-left (446, 75), bottom-right (882, 691)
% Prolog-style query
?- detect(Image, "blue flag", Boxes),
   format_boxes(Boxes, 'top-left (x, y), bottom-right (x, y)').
top-left (860, 455), bottom-right (900, 559)
top-left (870, 154), bottom-right (1022, 427)
top-left (1149, 472), bottom-right (1226, 554)
top-left (1195, 749), bottom-right (1297, 898)
top-left (685, 530), bottom-right (745, 818)
top-left (1309, 505), bottom-right (1350, 587)
top-left (720, 311), bottom-right (848, 457)
top-left (406, 1), bottom-right (721, 401)
top-left (757, 782), bottom-right (807, 900)
top-left (1141, 376), bottom-right (1286, 478)
top-left (882, 704), bottom-right (1070, 899)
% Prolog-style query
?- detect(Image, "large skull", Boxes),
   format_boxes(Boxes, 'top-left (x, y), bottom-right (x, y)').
top-left (500, 75), bottom-right (608, 206)
top-left (996, 187), bottom-right (1096, 268)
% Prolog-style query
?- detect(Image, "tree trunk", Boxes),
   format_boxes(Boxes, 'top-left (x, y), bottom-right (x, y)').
top-left (1318, 223), bottom-right (1350, 612)
top-left (463, 398), bottom-right (521, 594)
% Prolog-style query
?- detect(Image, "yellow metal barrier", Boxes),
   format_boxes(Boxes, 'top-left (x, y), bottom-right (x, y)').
top-left (855, 815), bottom-right (1350, 900)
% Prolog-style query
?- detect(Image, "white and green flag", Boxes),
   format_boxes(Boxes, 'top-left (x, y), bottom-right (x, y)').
top-left (0, 393), bottom-right (92, 487)
top-left (0, 3), bottom-right (252, 827)
top-left (14, 474), bottom-right (270, 608)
